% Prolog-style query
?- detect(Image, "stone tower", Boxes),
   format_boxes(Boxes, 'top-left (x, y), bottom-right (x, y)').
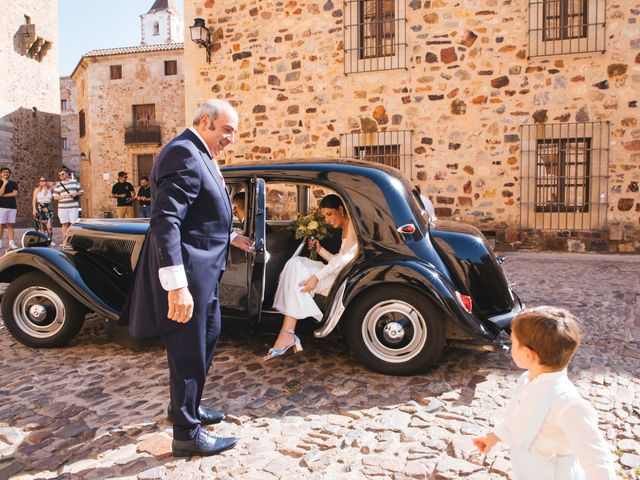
top-left (140, 0), bottom-right (183, 45)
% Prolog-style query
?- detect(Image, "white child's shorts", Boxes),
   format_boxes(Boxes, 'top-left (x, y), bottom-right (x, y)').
top-left (0, 208), bottom-right (17, 224)
top-left (58, 207), bottom-right (79, 224)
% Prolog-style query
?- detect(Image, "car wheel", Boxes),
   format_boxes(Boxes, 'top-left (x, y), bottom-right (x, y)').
top-left (1, 271), bottom-right (86, 348)
top-left (346, 286), bottom-right (445, 375)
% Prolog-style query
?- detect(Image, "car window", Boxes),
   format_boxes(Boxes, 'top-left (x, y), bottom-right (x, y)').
top-left (228, 184), bottom-right (247, 232)
top-left (266, 183), bottom-right (298, 221)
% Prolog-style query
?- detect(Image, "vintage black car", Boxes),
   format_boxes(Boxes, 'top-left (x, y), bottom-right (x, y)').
top-left (0, 160), bottom-right (521, 375)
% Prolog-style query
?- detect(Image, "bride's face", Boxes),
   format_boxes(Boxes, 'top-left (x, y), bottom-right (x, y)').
top-left (320, 207), bottom-right (344, 228)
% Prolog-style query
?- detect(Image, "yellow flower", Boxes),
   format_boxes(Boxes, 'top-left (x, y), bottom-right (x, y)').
top-left (307, 221), bottom-right (318, 230)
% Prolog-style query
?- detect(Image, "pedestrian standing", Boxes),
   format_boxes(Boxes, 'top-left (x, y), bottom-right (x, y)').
top-left (111, 172), bottom-right (135, 219)
top-left (53, 168), bottom-right (83, 239)
top-left (32, 176), bottom-right (55, 244)
top-left (0, 167), bottom-right (19, 250)
top-left (119, 99), bottom-right (253, 457)
top-left (136, 176), bottom-right (151, 218)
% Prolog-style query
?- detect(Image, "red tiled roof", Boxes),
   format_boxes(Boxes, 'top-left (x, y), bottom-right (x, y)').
top-left (84, 42), bottom-right (183, 57)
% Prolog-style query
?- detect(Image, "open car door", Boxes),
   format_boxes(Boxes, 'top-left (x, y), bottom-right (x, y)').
top-left (247, 177), bottom-right (266, 323)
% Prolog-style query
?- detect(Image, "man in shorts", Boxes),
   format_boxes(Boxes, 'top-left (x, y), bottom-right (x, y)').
top-left (0, 167), bottom-right (19, 250)
top-left (53, 168), bottom-right (83, 238)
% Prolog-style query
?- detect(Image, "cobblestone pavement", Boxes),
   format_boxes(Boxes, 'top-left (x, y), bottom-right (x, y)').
top-left (0, 250), bottom-right (639, 480)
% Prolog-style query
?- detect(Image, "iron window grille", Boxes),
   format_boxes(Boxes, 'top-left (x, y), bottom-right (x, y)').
top-left (340, 130), bottom-right (413, 178)
top-left (529, 0), bottom-right (606, 57)
top-left (520, 122), bottom-right (610, 231)
top-left (344, 0), bottom-right (407, 74)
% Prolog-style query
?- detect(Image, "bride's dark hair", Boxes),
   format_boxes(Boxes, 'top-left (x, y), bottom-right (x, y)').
top-left (319, 194), bottom-right (345, 211)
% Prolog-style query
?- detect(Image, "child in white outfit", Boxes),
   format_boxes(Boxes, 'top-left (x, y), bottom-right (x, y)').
top-left (473, 306), bottom-right (616, 480)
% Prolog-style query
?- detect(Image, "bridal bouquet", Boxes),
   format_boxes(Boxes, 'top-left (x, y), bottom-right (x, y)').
top-left (292, 210), bottom-right (329, 260)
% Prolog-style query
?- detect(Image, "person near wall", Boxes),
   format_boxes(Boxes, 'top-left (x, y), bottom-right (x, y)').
top-left (0, 167), bottom-right (19, 250)
top-left (53, 168), bottom-right (83, 239)
top-left (119, 99), bottom-right (253, 457)
top-left (32, 176), bottom-right (55, 245)
top-left (111, 171), bottom-right (135, 219)
top-left (136, 176), bottom-right (151, 218)
top-left (264, 194), bottom-right (358, 361)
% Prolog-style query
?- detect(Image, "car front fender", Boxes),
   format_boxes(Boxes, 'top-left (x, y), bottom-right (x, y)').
top-left (0, 248), bottom-right (119, 320)
top-left (340, 258), bottom-right (498, 340)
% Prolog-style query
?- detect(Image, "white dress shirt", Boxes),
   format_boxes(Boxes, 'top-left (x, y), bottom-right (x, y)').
top-left (494, 370), bottom-right (616, 480)
top-left (158, 127), bottom-right (237, 291)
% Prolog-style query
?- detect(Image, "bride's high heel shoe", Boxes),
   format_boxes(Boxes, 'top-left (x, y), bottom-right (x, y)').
top-left (263, 329), bottom-right (303, 362)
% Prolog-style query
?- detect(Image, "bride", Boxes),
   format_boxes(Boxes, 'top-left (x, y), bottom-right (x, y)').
top-left (264, 194), bottom-right (358, 361)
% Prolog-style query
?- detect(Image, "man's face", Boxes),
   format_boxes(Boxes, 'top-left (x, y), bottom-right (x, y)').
top-left (58, 171), bottom-right (68, 181)
top-left (140, 179), bottom-right (148, 188)
top-left (119, 175), bottom-right (128, 183)
top-left (1, 170), bottom-right (10, 180)
top-left (232, 201), bottom-right (245, 221)
top-left (200, 107), bottom-right (239, 157)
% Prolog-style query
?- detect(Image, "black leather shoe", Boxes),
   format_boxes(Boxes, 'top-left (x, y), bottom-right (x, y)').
top-left (167, 405), bottom-right (226, 426)
top-left (172, 429), bottom-right (237, 457)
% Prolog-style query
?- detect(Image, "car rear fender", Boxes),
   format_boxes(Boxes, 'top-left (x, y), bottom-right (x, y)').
top-left (337, 259), bottom-right (497, 340)
top-left (0, 249), bottom-right (118, 320)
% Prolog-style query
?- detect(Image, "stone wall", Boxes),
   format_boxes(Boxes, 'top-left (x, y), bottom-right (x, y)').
top-left (0, 0), bottom-right (61, 225)
top-left (60, 76), bottom-right (80, 174)
top-left (184, 0), bottom-right (640, 252)
top-left (73, 48), bottom-right (185, 218)
top-left (3, 108), bottom-right (62, 226)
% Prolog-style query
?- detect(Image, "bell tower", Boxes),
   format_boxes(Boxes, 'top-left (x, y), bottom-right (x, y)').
top-left (140, 0), bottom-right (183, 45)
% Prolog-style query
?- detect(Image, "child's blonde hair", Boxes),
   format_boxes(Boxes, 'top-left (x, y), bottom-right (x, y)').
top-left (512, 306), bottom-right (581, 369)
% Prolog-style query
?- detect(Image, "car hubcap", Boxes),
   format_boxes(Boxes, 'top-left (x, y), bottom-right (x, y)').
top-left (13, 287), bottom-right (66, 339)
top-left (362, 300), bottom-right (427, 364)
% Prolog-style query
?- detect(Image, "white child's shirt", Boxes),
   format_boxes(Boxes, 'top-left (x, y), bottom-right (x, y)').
top-left (493, 370), bottom-right (615, 480)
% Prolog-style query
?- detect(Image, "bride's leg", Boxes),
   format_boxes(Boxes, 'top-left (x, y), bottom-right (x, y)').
top-left (271, 315), bottom-right (298, 350)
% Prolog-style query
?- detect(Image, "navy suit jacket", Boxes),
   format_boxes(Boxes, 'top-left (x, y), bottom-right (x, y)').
top-left (121, 129), bottom-right (232, 338)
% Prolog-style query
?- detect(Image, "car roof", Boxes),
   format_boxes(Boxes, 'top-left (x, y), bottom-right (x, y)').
top-left (221, 158), bottom-right (416, 193)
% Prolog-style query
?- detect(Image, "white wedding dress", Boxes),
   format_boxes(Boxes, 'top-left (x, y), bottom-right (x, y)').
top-left (272, 223), bottom-right (358, 321)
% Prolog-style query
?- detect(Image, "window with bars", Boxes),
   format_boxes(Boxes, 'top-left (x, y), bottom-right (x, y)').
top-left (62, 137), bottom-right (68, 150)
top-left (529, 0), bottom-right (605, 57)
top-left (344, 0), bottom-right (407, 74)
top-left (535, 138), bottom-right (590, 212)
top-left (110, 65), bottom-right (122, 80)
top-left (520, 122), bottom-right (609, 231)
top-left (61, 99), bottom-right (67, 111)
top-left (340, 130), bottom-right (413, 178)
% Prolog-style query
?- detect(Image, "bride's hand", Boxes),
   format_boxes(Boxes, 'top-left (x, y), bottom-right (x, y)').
top-left (299, 275), bottom-right (319, 292)
top-left (307, 238), bottom-right (320, 251)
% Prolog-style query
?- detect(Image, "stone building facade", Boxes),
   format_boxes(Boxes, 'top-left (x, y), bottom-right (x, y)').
top-left (184, 0), bottom-right (640, 253)
top-left (0, 0), bottom-right (62, 225)
top-left (60, 76), bottom-right (80, 174)
top-left (70, 1), bottom-right (185, 218)
top-left (71, 43), bottom-right (185, 218)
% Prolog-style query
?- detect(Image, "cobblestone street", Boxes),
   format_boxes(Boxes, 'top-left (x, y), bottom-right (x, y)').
top-left (0, 251), bottom-right (639, 479)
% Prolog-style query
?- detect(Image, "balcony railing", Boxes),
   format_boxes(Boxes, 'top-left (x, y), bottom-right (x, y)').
top-left (124, 125), bottom-right (161, 145)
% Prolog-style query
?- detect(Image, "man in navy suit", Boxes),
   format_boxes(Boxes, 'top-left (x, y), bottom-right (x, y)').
top-left (121, 99), bottom-right (252, 456)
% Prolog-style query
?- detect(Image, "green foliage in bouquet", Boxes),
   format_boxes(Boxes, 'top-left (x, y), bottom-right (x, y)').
top-left (292, 210), bottom-right (329, 260)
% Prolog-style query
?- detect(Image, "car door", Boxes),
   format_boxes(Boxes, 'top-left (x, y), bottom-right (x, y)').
top-left (247, 177), bottom-right (266, 323)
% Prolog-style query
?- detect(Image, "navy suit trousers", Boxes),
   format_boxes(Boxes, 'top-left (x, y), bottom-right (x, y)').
top-left (163, 295), bottom-right (221, 441)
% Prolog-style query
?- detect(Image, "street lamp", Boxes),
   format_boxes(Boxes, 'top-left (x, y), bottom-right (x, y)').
top-left (189, 18), bottom-right (212, 64)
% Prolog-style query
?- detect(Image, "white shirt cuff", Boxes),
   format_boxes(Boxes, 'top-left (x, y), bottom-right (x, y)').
top-left (158, 264), bottom-right (188, 291)
top-left (230, 230), bottom-right (238, 242)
